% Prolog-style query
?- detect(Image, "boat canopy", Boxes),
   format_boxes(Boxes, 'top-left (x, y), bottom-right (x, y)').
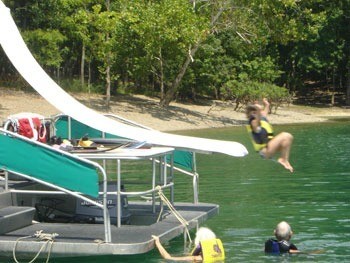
top-left (0, 1), bottom-right (248, 158)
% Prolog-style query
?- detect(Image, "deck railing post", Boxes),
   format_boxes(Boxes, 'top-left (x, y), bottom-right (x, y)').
top-left (192, 153), bottom-right (198, 204)
top-left (100, 168), bottom-right (112, 242)
top-left (170, 153), bottom-right (174, 203)
top-left (152, 158), bottom-right (156, 213)
top-left (117, 159), bottom-right (121, 228)
top-left (163, 155), bottom-right (167, 188)
top-left (5, 170), bottom-right (8, 191)
top-left (67, 116), bottom-right (71, 140)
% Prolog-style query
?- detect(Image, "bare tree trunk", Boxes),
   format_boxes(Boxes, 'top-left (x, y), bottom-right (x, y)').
top-left (88, 61), bottom-right (91, 94)
top-left (56, 66), bottom-right (60, 84)
top-left (106, 55), bottom-right (111, 108)
top-left (105, 0), bottom-right (111, 108)
top-left (87, 61), bottom-right (91, 107)
top-left (160, 43), bottom-right (201, 107)
top-left (331, 68), bottom-right (335, 106)
top-left (159, 48), bottom-right (164, 100)
top-left (347, 61), bottom-right (350, 105)
top-left (160, 7), bottom-right (225, 107)
top-left (81, 44), bottom-right (85, 89)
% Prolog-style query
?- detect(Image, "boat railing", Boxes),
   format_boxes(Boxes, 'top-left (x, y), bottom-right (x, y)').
top-left (0, 129), bottom-right (112, 242)
top-left (75, 147), bottom-right (176, 226)
top-left (0, 129), bottom-right (178, 237)
top-left (104, 113), bottom-right (200, 203)
top-left (154, 152), bottom-right (199, 204)
top-left (54, 113), bottom-right (200, 203)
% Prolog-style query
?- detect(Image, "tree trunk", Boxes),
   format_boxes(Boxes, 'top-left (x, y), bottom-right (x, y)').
top-left (88, 61), bottom-right (91, 94)
top-left (106, 55), bottom-right (111, 108)
top-left (105, 0), bottom-right (111, 108)
top-left (160, 7), bottom-right (225, 107)
top-left (159, 48), bottom-right (164, 100)
top-left (87, 61), bottom-right (91, 107)
top-left (160, 43), bottom-right (200, 107)
top-left (56, 66), bottom-right (60, 84)
top-left (81, 44), bottom-right (85, 89)
top-left (347, 61), bottom-right (350, 105)
top-left (331, 68), bottom-right (335, 106)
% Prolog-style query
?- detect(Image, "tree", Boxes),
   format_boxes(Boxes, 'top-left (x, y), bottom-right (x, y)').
top-left (2, 0), bottom-right (350, 106)
top-left (60, 0), bottom-right (99, 90)
top-left (159, 0), bottom-right (313, 106)
top-left (22, 29), bottom-right (67, 79)
top-left (114, 0), bottom-right (206, 106)
top-left (89, 3), bottom-right (120, 107)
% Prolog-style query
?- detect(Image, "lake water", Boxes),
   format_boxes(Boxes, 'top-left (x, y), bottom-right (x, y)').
top-left (3, 121), bottom-right (350, 262)
top-left (169, 120), bottom-right (350, 263)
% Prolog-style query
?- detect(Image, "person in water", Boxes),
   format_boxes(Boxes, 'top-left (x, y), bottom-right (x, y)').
top-left (152, 227), bottom-right (225, 262)
top-left (265, 221), bottom-right (299, 254)
top-left (246, 98), bottom-right (294, 172)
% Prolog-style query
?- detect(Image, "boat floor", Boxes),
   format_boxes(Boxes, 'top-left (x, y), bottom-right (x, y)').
top-left (0, 201), bottom-right (219, 257)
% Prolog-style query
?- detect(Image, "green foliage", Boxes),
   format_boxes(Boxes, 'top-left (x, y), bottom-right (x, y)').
top-left (59, 79), bottom-right (103, 94)
top-left (115, 0), bottom-right (207, 94)
top-left (222, 80), bottom-right (290, 112)
top-left (22, 29), bottom-right (67, 68)
top-left (238, 57), bottom-right (283, 83)
top-left (1, 0), bottom-right (349, 105)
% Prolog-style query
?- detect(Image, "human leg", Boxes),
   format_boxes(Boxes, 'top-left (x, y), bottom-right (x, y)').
top-left (264, 132), bottom-right (294, 172)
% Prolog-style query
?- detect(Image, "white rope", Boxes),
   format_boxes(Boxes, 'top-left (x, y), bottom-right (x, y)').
top-left (13, 230), bottom-right (58, 263)
top-left (155, 186), bottom-right (192, 243)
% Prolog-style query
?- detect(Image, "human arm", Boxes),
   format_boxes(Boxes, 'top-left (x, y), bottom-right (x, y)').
top-left (152, 235), bottom-right (202, 262)
top-left (249, 115), bottom-right (262, 134)
top-left (288, 243), bottom-right (300, 254)
top-left (289, 249), bottom-right (300, 254)
top-left (261, 98), bottom-right (270, 118)
top-left (249, 98), bottom-right (273, 134)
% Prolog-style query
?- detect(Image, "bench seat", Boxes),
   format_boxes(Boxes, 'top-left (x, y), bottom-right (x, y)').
top-left (0, 206), bottom-right (36, 235)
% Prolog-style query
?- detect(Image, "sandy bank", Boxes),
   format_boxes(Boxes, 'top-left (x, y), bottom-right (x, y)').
top-left (1, 89), bottom-right (350, 132)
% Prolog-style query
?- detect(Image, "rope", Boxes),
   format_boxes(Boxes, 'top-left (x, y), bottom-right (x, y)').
top-left (155, 186), bottom-right (192, 243)
top-left (13, 230), bottom-right (58, 263)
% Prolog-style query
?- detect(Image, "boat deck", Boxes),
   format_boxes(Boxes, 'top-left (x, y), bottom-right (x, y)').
top-left (0, 201), bottom-right (219, 257)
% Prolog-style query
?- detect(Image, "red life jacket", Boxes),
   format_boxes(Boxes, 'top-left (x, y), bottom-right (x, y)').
top-left (17, 117), bottom-right (46, 142)
top-left (4, 114), bottom-right (47, 143)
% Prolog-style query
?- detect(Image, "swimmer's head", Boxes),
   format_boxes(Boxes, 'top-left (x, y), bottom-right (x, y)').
top-left (194, 227), bottom-right (216, 246)
top-left (274, 221), bottom-right (293, 241)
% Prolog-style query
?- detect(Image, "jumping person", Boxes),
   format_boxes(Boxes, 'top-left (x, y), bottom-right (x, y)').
top-left (246, 98), bottom-right (294, 172)
top-left (265, 221), bottom-right (299, 254)
top-left (152, 227), bottom-right (225, 262)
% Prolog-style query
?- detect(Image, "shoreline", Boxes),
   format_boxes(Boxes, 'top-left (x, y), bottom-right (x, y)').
top-left (1, 89), bottom-right (350, 132)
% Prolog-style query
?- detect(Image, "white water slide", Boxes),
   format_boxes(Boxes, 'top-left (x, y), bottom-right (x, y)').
top-left (0, 1), bottom-right (248, 157)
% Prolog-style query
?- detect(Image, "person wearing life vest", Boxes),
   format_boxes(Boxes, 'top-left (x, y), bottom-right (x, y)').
top-left (246, 98), bottom-right (294, 173)
top-left (265, 221), bottom-right (299, 254)
top-left (152, 227), bottom-right (225, 262)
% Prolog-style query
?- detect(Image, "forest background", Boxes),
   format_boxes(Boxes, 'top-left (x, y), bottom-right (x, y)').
top-left (1, 0), bottom-right (350, 111)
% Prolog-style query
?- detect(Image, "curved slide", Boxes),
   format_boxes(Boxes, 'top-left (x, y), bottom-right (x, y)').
top-left (0, 2), bottom-right (248, 157)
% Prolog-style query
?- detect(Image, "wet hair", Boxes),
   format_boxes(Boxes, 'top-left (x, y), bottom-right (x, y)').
top-left (194, 227), bottom-right (216, 246)
top-left (274, 221), bottom-right (292, 241)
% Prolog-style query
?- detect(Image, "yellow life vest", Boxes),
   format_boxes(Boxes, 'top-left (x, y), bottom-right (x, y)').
top-left (191, 238), bottom-right (225, 262)
top-left (246, 119), bottom-right (274, 152)
top-left (78, 138), bottom-right (95, 147)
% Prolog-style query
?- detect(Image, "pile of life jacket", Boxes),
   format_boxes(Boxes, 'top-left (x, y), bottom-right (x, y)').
top-left (3, 113), bottom-right (49, 143)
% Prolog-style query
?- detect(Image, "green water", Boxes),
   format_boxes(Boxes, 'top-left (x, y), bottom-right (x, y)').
top-left (4, 121), bottom-right (350, 262)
